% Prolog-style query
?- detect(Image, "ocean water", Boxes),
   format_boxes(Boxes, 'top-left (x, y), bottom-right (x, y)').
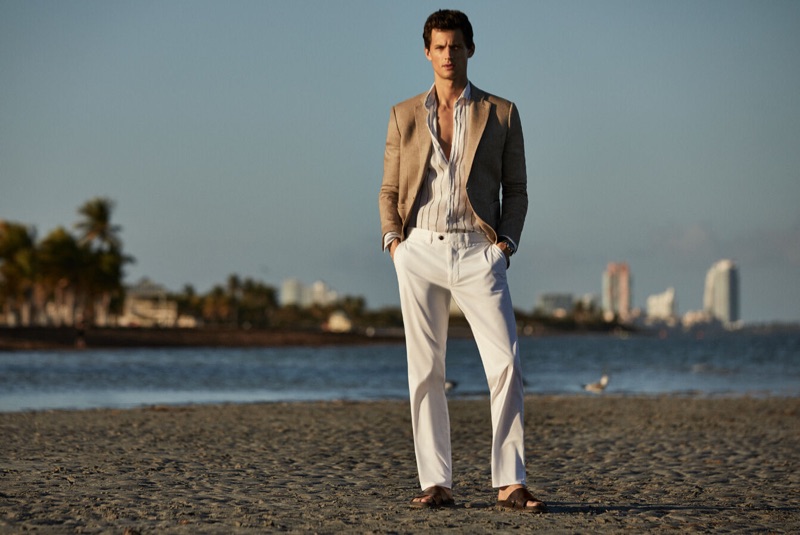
top-left (1, 331), bottom-right (798, 412)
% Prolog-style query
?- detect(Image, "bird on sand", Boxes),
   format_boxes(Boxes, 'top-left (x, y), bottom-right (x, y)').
top-left (583, 373), bottom-right (609, 394)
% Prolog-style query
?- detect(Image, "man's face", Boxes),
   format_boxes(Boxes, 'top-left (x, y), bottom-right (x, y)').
top-left (425, 29), bottom-right (474, 82)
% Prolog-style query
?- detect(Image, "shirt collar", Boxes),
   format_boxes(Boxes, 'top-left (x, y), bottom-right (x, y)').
top-left (424, 81), bottom-right (472, 110)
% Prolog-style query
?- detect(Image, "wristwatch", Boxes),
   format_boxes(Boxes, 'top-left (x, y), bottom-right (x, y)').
top-left (500, 239), bottom-right (516, 256)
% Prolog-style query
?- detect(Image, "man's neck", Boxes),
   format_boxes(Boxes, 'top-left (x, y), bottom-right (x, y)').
top-left (434, 78), bottom-right (468, 109)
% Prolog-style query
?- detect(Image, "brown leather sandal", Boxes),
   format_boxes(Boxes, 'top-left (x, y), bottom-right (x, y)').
top-left (496, 487), bottom-right (548, 513)
top-left (410, 485), bottom-right (455, 508)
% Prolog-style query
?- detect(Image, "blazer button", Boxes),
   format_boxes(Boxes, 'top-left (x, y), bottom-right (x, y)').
top-left (438, 235), bottom-right (444, 240)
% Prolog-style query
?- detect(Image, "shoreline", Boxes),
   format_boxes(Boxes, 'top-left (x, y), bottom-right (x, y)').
top-left (0, 326), bottom-right (405, 351)
top-left (3, 323), bottom-right (798, 352)
top-left (0, 325), bottom-right (631, 352)
top-left (4, 390), bottom-right (799, 416)
top-left (2, 396), bottom-right (798, 533)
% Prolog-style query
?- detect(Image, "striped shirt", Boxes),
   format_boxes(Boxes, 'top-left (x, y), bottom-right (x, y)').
top-left (407, 83), bottom-right (479, 234)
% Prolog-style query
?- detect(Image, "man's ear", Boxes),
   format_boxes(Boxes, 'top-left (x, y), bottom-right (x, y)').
top-left (468, 45), bottom-right (475, 58)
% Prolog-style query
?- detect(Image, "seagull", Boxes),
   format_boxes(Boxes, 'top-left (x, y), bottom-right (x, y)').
top-left (445, 380), bottom-right (458, 394)
top-left (583, 373), bottom-right (609, 394)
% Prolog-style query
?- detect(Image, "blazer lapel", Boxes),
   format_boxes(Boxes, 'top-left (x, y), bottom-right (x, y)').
top-left (464, 88), bottom-right (489, 179)
top-left (413, 101), bottom-right (432, 190)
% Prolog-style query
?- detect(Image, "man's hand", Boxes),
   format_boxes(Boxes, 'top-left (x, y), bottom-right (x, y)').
top-left (497, 241), bottom-right (510, 257)
top-left (497, 241), bottom-right (512, 267)
top-left (389, 238), bottom-right (401, 260)
top-left (497, 241), bottom-right (511, 259)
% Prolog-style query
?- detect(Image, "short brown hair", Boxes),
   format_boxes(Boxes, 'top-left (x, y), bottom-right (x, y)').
top-left (423, 10), bottom-right (474, 50)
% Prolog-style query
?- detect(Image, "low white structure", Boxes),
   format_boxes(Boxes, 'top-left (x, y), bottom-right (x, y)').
top-left (118, 278), bottom-right (179, 327)
top-left (325, 310), bottom-right (353, 333)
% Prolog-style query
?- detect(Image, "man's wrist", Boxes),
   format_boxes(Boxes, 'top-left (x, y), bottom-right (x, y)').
top-left (383, 231), bottom-right (402, 252)
top-left (499, 238), bottom-right (516, 256)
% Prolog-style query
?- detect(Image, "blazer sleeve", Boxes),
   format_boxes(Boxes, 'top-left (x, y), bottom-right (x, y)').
top-left (378, 106), bottom-right (403, 247)
top-left (497, 102), bottom-right (528, 246)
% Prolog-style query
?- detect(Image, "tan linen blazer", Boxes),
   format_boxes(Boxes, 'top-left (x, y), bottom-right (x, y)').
top-left (379, 84), bottom-right (528, 248)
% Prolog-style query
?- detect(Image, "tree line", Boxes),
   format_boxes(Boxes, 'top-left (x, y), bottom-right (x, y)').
top-left (171, 276), bottom-right (380, 331)
top-left (0, 198), bottom-right (131, 327)
top-left (1, 198), bottom-right (402, 330)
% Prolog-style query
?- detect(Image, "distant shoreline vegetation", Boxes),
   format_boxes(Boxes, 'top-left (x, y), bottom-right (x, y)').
top-left (5, 199), bottom-right (793, 343)
top-left (0, 198), bottom-right (615, 337)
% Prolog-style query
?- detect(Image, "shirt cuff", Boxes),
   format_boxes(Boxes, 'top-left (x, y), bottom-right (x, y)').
top-left (383, 232), bottom-right (401, 252)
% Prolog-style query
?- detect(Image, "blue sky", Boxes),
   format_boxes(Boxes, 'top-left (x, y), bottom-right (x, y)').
top-left (2, 0), bottom-right (799, 323)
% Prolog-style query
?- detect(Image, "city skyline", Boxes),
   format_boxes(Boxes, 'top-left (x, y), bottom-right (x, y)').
top-left (703, 259), bottom-right (740, 326)
top-left (2, 1), bottom-right (799, 323)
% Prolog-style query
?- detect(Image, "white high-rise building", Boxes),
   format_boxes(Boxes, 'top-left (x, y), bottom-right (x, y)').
top-left (703, 259), bottom-right (740, 326)
top-left (280, 278), bottom-right (304, 307)
top-left (646, 287), bottom-right (676, 322)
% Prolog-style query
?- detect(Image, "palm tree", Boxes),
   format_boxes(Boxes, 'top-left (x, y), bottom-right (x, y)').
top-left (239, 277), bottom-right (278, 328)
top-left (92, 245), bottom-right (132, 325)
top-left (75, 197), bottom-right (122, 251)
top-left (227, 274), bottom-right (241, 326)
top-left (73, 198), bottom-right (132, 325)
top-left (0, 220), bottom-right (37, 325)
top-left (37, 227), bottom-right (83, 325)
top-left (172, 284), bottom-right (201, 322)
top-left (202, 285), bottom-right (230, 326)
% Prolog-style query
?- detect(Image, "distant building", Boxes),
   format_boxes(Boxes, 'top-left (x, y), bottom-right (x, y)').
top-left (118, 278), bottom-right (179, 327)
top-left (602, 262), bottom-right (632, 321)
top-left (280, 278), bottom-right (339, 308)
top-left (703, 259), bottom-right (740, 327)
top-left (536, 293), bottom-right (574, 318)
top-left (310, 280), bottom-right (338, 307)
top-left (646, 287), bottom-right (677, 323)
top-left (577, 294), bottom-right (599, 313)
top-left (325, 310), bottom-right (353, 333)
top-left (682, 309), bottom-right (711, 329)
top-left (280, 278), bottom-right (304, 307)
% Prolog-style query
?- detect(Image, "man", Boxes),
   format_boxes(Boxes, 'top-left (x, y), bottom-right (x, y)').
top-left (378, 10), bottom-right (547, 512)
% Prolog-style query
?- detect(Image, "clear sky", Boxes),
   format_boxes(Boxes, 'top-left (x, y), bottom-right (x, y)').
top-left (2, 0), bottom-right (799, 324)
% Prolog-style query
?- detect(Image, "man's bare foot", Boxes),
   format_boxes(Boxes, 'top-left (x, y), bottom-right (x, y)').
top-left (497, 484), bottom-right (547, 512)
top-left (410, 485), bottom-right (454, 508)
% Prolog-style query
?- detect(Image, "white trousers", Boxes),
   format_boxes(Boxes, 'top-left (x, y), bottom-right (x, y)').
top-left (393, 228), bottom-right (527, 490)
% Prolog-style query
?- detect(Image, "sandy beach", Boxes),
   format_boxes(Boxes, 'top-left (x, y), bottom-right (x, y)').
top-left (1, 396), bottom-right (798, 533)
